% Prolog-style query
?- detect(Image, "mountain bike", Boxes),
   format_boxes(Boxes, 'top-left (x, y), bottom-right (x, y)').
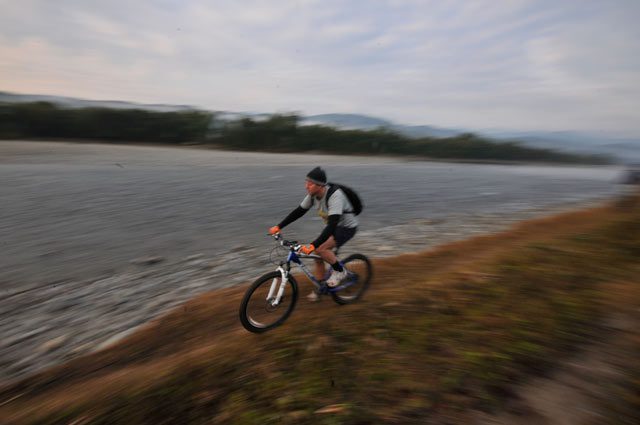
top-left (239, 233), bottom-right (372, 333)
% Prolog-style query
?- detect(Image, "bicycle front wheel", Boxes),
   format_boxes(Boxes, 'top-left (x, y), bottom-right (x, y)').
top-left (331, 253), bottom-right (372, 305)
top-left (239, 271), bottom-right (298, 333)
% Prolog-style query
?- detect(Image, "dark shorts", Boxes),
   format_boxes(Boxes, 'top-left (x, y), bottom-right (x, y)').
top-left (334, 226), bottom-right (357, 248)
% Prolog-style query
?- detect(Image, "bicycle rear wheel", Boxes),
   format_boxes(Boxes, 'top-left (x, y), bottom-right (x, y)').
top-left (239, 271), bottom-right (298, 333)
top-left (331, 253), bottom-right (372, 305)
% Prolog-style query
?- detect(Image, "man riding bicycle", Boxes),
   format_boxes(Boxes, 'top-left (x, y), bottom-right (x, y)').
top-left (269, 167), bottom-right (358, 300)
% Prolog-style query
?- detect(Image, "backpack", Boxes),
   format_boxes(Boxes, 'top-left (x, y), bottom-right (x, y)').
top-left (326, 183), bottom-right (363, 215)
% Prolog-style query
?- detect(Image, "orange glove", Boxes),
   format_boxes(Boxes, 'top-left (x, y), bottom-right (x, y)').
top-left (300, 244), bottom-right (315, 255)
top-left (268, 225), bottom-right (281, 235)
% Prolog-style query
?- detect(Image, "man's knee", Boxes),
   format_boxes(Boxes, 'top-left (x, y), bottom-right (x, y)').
top-left (315, 238), bottom-right (336, 254)
top-left (315, 245), bottom-right (328, 255)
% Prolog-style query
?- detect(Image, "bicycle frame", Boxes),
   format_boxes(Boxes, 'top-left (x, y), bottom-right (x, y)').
top-left (268, 235), bottom-right (356, 306)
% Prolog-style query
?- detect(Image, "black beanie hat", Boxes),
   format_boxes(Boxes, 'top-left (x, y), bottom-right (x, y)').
top-left (306, 166), bottom-right (327, 185)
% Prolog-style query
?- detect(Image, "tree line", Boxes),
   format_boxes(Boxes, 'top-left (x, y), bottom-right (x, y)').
top-left (0, 102), bottom-right (612, 164)
top-left (0, 101), bottom-right (211, 143)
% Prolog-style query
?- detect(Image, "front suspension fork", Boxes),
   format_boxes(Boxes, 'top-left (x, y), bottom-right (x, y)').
top-left (267, 266), bottom-right (289, 305)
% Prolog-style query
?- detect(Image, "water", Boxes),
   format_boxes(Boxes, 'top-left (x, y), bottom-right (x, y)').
top-left (0, 141), bottom-right (624, 289)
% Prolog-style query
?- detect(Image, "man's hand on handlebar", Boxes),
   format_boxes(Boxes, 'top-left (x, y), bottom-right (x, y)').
top-left (268, 225), bottom-right (281, 235)
top-left (300, 244), bottom-right (315, 255)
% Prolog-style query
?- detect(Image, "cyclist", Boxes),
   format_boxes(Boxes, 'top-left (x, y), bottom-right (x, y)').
top-left (268, 166), bottom-right (358, 300)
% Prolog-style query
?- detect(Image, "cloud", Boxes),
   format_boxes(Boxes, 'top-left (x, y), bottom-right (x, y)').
top-left (0, 0), bottom-right (638, 135)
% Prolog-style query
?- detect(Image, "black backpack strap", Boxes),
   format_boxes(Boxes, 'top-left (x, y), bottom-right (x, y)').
top-left (325, 183), bottom-right (354, 214)
top-left (324, 183), bottom-right (338, 210)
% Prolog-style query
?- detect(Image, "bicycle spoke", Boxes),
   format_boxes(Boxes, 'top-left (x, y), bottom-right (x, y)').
top-left (330, 254), bottom-right (372, 305)
top-left (240, 271), bottom-right (298, 332)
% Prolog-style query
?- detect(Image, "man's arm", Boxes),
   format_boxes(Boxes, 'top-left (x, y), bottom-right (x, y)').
top-left (277, 206), bottom-right (308, 229)
top-left (311, 214), bottom-right (340, 247)
top-left (275, 194), bottom-right (313, 230)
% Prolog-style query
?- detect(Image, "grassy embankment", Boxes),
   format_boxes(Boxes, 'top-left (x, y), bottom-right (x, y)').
top-left (1, 194), bottom-right (639, 424)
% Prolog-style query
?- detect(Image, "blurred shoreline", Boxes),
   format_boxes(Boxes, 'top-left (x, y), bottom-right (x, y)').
top-left (0, 138), bottom-right (621, 167)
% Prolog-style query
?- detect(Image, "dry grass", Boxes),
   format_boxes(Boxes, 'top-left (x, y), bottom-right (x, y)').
top-left (1, 195), bottom-right (639, 424)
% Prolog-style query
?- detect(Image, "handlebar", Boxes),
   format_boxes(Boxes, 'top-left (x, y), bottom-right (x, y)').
top-left (270, 233), bottom-right (301, 251)
top-left (269, 233), bottom-right (323, 260)
top-left (269, 233), bottom-right (302, 253)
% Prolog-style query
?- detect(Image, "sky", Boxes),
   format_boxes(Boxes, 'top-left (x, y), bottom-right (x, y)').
top-left (1, 0), bottom-right (639, 136)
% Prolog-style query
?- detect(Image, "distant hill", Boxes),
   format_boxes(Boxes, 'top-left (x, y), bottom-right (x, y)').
top-left (302, 113), bottom-right (463, 138)
top-left (482, 130), bottom-right (640, 163)
top-left (302, 114), bottom-right (640, 163)
top-left (302, 113), bottom-right (392, 129)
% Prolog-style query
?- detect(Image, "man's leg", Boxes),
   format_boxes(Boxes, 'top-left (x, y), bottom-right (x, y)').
top-left (307, 237), bottom-right (338, 302)
top-left (313, 258), bottom-right (326, 281)
top-left (316, 237), bottom-right (349, 287)
top-left (315, 236), bottom-right (338, 267)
